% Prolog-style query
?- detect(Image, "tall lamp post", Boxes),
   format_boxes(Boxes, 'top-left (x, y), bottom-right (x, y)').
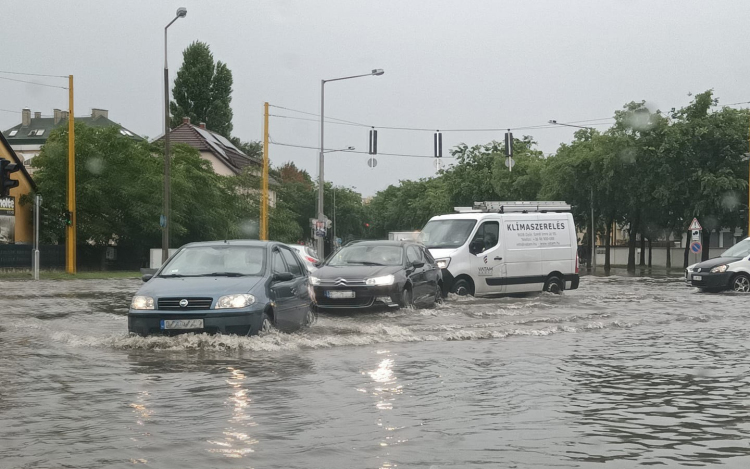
top-left (318, 69), bottom-right (384, 257)
top-left (162, 7), bottom-right (187, 264)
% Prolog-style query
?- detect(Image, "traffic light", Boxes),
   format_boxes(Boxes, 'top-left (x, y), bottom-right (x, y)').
top-left (64, 211), bottom-right (73, 226)
top-left (0, 158), bottom-right (20, 197)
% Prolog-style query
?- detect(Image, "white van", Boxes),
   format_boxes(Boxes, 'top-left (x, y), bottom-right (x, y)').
top-left (419, 201), bottom-right (580, 296)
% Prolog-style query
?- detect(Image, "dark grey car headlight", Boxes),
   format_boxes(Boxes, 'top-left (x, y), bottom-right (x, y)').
top-left (710, 265), bottom-right (728, 273)
top-left (215, 294), bottom-right (256, 309)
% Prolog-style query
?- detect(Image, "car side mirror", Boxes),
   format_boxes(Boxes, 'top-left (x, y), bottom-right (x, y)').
top-left (273, 272), bottom-right (294, 282)
top-left (142, 274), bottom-right (153, 282)
top-left (412, 260), bottom-right (425, 268)
top-left (469, 240), bottom-right (483, 255)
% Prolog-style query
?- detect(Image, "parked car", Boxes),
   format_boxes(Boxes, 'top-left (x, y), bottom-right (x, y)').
top-left (420, 201), bottom-right (580, 296)
top-left (687, 237), bottom-right (750, 292)
top-left (128, 240), bottom-right (315, 336)
top-left (310, 240), bottom-right (442, 310)
top-left (286, 244), bottom-right (320, 272)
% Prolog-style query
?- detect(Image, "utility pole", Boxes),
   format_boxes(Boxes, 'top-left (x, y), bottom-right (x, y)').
top-left (260, 102), bottom-right (269, 240)
top-left (66, 74), bottom-right (76, 274)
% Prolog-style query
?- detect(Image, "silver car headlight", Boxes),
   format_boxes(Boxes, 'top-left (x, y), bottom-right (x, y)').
top-left (366, 274), bottom-right (395, 286)
top-left (215, 294), bottom-right (256, 309)
top-left (435, 258), bottom-right (451, 269)
top-left (131, 296), bottom-right (155, 310)
top-left (309, 276), bottom-right (321, 285)
top-left (710, 265), bottom-right (728, 273)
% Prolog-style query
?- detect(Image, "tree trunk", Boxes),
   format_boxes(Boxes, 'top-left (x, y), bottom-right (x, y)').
top-left (683, 230), bottom-right (690, 268)
top-left (702, 230), bottom-right (711, 261)
top-left (604, 219), bottom-right (612, 272)
top-left (648, 238), bottom-right (652, 267)
top-left (666, 233), bottom-right (671, 269)
top-left (639, 235), bottom-right (646, 266)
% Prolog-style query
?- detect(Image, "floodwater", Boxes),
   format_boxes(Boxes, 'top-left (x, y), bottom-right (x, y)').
top-left (2, 272), bottom-right (750, 468)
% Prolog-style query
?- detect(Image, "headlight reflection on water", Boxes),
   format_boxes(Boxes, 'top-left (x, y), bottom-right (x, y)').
top-left (206, 367), bottom-right (257, 458)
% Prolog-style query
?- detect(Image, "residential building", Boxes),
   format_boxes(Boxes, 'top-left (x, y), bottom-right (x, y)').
top-left (2, 108), bottom-right (142, 170)
top-left (0, 132), bottom-right (36, 244)
top-left (154, 117), bottom-right (276, 206)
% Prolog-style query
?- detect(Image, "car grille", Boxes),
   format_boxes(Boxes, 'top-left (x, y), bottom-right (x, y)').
top-left (318, 278), bottom-right (367, 287)
top-left (317, 295), bottom-right (374, 307)
top-left (693, 267), bottom-right (702, 272)
top-left (157, 297), bottom-right (213, 310)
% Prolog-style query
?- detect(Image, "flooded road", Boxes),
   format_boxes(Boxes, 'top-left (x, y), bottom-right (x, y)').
top-left (2, 273), bottom-right (750, 468)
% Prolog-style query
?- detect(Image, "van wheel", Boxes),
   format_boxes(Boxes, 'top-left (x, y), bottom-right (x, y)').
top-left (731, 274), bottom-right (750, 293)
top-left (543, 276), bottom-right (564, 294)
top-left (451, 279), bottom-right (473, 296)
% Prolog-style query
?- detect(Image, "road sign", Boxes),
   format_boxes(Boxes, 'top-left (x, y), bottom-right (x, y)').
top-left (367, 157), bottom-right (378, 168)
top-left (690, 241), bottom-right (702, 254)
top-left (691, 230), bottom-right (700, 241)
top-left (689, 218), bottom-right (702, 231)
top-left (505, 157), bottom-right (515, 169)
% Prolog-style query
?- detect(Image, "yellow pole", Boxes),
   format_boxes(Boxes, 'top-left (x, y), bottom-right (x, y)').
top-left (260, 102), bottom-right (270, 240)
top-left (66, 75), bottom-right (76, 274)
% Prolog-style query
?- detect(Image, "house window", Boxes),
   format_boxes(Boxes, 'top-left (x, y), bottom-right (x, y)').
top-left (36, 129), bottom-right (44, 136)
top-left (120, 129), bottom-right (133, 137)
top-left (8, 130), bottom-right (17, 137)
top-left (27, 129), bottom-right (44, 136)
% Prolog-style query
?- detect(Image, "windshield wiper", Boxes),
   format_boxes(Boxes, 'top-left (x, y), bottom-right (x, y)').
top-left (357, 261), bottom-right (385, 266)
top-left (199, 272), bottom-right (246, 277)
top-left (158, 273), bottom-right (190, 278)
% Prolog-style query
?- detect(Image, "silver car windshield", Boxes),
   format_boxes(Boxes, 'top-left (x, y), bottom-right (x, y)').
top-left (159, 246), bottom-right (266, 277)
top-left (328, 245), bottom-right (403, 266)
top-left (721, 239), bottom-right (750, 258)
top-left (419, 219), bottom-right (477, 249)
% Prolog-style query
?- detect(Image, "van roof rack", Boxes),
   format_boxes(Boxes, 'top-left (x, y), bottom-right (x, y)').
top-left (455, 201), bottom-right (571, 213)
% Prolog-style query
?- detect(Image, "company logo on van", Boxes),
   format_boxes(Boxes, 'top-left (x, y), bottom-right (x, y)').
top-left (506, 221), bottom-right (565, 231)
top-left (478, 267), bottom-right (493, 276)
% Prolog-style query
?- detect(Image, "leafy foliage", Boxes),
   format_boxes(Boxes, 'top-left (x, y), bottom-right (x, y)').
top-left (170, 41), bottom-right (234, 138)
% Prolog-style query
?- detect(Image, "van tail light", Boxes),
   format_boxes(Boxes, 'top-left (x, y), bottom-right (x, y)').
top-left (575, 255), bottom-right (580, 274)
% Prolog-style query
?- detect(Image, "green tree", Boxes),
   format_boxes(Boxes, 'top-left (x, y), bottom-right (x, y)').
top-left (170, 41), bottom-right (234, 138)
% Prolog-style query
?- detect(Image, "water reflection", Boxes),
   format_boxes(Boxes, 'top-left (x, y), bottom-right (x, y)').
top-left (366, 350), bottom-right (407, 468)
top-left (207, 366), bottom-right (258, 458)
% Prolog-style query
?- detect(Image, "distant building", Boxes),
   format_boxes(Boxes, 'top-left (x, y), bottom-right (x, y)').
top-left (154, 117), bottom-right (276, 206)
top-left (0, 131), bottom-right (36, 244)
top-left (1, 108), bottom-right (142, 170)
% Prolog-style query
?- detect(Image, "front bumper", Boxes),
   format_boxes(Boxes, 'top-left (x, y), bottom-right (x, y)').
top-left (690, 271), bottom-right (732, 289)
top-left (128, 307), bottom-right (264, 336)
top-left (312, 284), bottom-right (401, 309)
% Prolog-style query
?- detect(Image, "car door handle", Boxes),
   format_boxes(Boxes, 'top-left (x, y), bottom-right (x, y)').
top-left (494, 257), bottom-right (503, 261)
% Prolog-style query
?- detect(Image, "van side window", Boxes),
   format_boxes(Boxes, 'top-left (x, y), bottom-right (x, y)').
top-left (470, 221), bottom-right (500, 253)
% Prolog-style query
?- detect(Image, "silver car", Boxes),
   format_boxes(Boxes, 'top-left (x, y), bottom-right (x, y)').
top-left (287, 244), bottom-right (320, 272)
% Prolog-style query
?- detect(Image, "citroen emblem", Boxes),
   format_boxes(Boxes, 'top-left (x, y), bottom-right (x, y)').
top-left (179, 299), bottom-right (189, 308)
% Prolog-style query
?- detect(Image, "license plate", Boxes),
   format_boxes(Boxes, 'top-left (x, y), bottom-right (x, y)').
top-left (693, 275), bottom-right (702, 281)
top-left (326, 290), bottom-right (355, 299)
top-left (160, 319), bottom-right (204, 330)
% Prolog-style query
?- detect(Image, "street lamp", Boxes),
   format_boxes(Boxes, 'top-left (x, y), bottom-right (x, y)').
top-left (318, 69), bottom-right (384, 257)
top-left (162, 7), bottom-right (187, 264)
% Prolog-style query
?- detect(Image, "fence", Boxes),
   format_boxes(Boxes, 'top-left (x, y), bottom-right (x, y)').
top-left (0, 244), bottom-right (148, 271)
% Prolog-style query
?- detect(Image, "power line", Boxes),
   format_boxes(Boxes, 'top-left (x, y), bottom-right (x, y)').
top-left (0, 108), bottom-right (21, 114)
top-left (269, 104), bottom-right (368, 126)
top-left (269, 112), bottom-right (612, 132)
top-left (0, 75), bottom-right (68, 90)
top-left (269, 139), bottom-right (454, 159)
top-left (0, 70), bottom-right (68, 79)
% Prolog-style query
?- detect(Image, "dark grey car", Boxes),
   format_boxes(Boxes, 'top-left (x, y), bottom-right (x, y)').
top-left (128, 240), bottom-right (314, 336)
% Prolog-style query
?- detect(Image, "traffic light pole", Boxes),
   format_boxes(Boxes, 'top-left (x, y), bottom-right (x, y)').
top-left (66, 74), bottom-right (76, 274)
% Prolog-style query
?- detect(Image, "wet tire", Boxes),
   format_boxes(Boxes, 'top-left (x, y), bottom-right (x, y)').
top-left (259, 312), bottom-right (274, 335)
top-left (451, 279), bottom-right (473, 296)
top-left (400, 287), bottom-right (414, 309)
top-left (303, 308), bottom-right (317, 328)
top-left (731, 274), bottom-right (750, 293)
top-left (543, 276), bottom-right (564, 294)
top-left (433, 284), bottom-right (443, 306)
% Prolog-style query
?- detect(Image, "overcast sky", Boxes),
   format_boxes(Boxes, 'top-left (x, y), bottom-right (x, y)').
top-left (3, 0), bottom-right (750, 196)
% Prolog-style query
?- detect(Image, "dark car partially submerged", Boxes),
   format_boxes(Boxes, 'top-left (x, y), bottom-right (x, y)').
top-left (310, 240), bottom-right (442, 310)
top-left (128, 240), bottom-right (314, 336)
top-left (687, 238), bottom-right (750, 293)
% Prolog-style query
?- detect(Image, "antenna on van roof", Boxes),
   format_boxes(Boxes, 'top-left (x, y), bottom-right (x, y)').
top-left (468, 201), bottom-right (571, 213)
